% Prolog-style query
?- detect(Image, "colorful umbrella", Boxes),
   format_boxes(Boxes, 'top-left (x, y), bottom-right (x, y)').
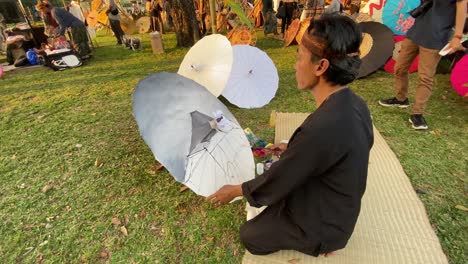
top-left (450, 55), bottom-right (468, 97)
top-left (382, 0), bottom-right (419, 35)
top-left (222, 45), bottom-right (279, 108)
top-left (284, 19), bottom-right (300, 47)
top-left (178, 34), bottom-right (233, 97)
top-left (133, 72), bottom-right (255, 196)
top-left (384, 35), bottom-right (418, 74)
top-left (358, 22), bottom-right (394, 78)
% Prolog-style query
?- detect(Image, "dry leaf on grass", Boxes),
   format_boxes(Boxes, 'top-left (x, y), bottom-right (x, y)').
top-left (11, 154), bottom-right (16, 160)
top-left (430, 130), bottom-right (441, 136)
top-left (65, 206), bottom-right (71, 212)
top-left (99, 249), bottom-right (109, 260)
top-left (175, 209), bottom-right (187, 214)
top-left (140, 209), bottom-right (146, 218)
top-left (455, 205), bottom-right (468, 211)
top-left (288, 258), bottom-right (301, 264)
top-left (42, 183), bottom-right (54, 193)
top-left (111, 218), bottom-right (121, 226)
top-left (94, 158), bottom-right (103, 167)
top-left (205, 236), bottom-right (214, 241)
top-left (120, 226), bottom-right (128, 236)
top-left (179, 185), bottom-right (189, 192)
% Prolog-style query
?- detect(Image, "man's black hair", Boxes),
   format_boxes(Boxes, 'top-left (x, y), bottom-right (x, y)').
top-left (308, 14), bottom-right (362, 86)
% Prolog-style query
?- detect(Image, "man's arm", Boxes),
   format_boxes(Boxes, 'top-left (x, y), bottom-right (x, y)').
top-left (449, 0), bottom-right (468, 53)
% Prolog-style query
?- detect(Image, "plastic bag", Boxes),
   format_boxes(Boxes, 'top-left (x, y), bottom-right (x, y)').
top-left (26, 49), bottom-right (39, 65)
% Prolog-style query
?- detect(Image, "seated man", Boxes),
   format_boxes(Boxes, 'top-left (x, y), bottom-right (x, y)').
top-left (207, 14), bottom-right (373, 256)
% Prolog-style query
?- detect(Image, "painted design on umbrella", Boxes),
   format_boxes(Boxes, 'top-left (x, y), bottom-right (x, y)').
top-left (361, 0), bottom-right (387, 23)
top-left (384, 35), bottom-right (418, 73)
top-left (450, 55), bottom-right (468, 97)
top-left (178, 34), bottom-right (233, 97)
top-left (222, 45), bottom-right (279, 108)
top-left (382, 0), bottom-right (419, 35)
top-left (133, 72), bottom-right (255, 197)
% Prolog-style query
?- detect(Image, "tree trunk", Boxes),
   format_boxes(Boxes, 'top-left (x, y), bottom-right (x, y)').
top-left (169, 0), bottom-right (201, 47)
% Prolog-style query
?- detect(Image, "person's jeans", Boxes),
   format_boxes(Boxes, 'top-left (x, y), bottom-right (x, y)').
top-left (109, 19), bottom-right (125, 44)
top-left (281, 3), bottom-right (295, 34)
top-left (395, 38), bottom-right (441, 114)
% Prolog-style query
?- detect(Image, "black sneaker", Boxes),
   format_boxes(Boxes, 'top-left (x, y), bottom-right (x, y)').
top-left (409, 114), bottom-right (428, 130)
top-left (378, 97), bottom-right (410, 108)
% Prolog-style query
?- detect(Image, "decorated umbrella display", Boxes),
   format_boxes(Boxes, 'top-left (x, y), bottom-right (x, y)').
top-left (178, 34), bottom-right (233, 97)
top-left (222, 45), bottom-right (279, 108)
top-left (382, 0), bottom-right (419, 35)
top-left (361, 0), bottom-right (386, 23)
top-left (227, 26), bottom-right (257, 46)
top-left (450, 55), bottom-right (468, 97)
top-left (284, 19), bottom-right (300, 47)
top-left (358, 22), bottom-right (394, 78)
top-left (384, 35), bottom-right (418, 73)
top-left (133, 72), bottom-right (255, 197)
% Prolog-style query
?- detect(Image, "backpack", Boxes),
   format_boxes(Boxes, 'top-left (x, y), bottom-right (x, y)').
top-left (123, 36), bottom-right (141, 51)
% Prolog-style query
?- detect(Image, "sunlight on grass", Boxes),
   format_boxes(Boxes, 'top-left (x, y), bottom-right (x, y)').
top-left (0, 31), bottom-right (467, 263)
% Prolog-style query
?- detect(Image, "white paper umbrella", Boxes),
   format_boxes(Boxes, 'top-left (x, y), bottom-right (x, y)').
top-left (178, 34), bottom-right (233, 97)
top-left (222, 45), bottom-right (279, 108)
top-left (133, 72), bottom-right (254, 196)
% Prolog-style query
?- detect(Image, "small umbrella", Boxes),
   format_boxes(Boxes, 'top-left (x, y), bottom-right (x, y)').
top-left (136, 16), bottom-right (151, 34)
top-left (450, 55), bottom-right (468, 97)
top-left (133, 72), bottom-right (255, 196)
top-left (358, 22), bottom-right (394, 78)
top-left (361, 0), bottom-right (386, 23)
top-left (384, 35), bottom-right (418, 74)
top-left (382, 0), bottom-right (419, 35)
top-left (284, 19), bottom-right (300, 47)
top-left (222, 45), bottom-right (279, 108)
top-left (178, 34), bottom-right (233, 97)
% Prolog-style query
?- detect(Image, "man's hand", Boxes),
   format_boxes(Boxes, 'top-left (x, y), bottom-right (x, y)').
top-left (265, 143), bottom-right (288, 156)
top-left (448, 37), bottom-right (466, 54)
top-left (207, 184), bottom-right (243, 206)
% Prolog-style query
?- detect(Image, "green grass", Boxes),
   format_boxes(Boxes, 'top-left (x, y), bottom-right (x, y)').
top-left (1, 31), bottom-right (467, 263)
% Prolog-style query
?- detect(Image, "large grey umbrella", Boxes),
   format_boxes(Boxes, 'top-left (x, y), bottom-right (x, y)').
top-left (133, 72), bottom-right (255, 196)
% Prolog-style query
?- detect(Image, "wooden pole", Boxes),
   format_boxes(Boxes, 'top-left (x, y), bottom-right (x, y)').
top-left (209, 0), bottom-right (216, 34)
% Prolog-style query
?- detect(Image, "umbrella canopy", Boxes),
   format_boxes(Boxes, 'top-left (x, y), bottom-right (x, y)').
top-left (450, 55), bottom-right (468, 97)
top-left (222, 45), bottom-right (279, 108)
top-left (384, 35), bottom-right (418, 74)
top-left (358, 22), bottom-right (394, 78)
top-left (178, 34), bottom-right (233, 97)
top-left (133, 72), bottom-right (255, 196)
top-left (382, 0), bottom-right (418, 35)
top-left (361, 0), bottom-right (386, 23)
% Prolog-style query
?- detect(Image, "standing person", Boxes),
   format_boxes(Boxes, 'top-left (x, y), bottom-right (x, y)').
top-left (207, 14), bottom-right (373, 257)
top-left (300, 0), bottom-right (325, 22)
top-left (150, 0), bottom-right (164, 33)
top-left (164, 0), bottom-right (173, 29)
top-left (379, 0), bottom-right (467, 130)
top-left (36, 2), bottom-right (91, 59)
top-left (198, 0), bottom-right (209, 35)
top-left (106, 0), bottom-right (125, 45)
top-left (281, 0), bottom-right (297, 37)
top-left (262, 0), bottom-right (279, 37)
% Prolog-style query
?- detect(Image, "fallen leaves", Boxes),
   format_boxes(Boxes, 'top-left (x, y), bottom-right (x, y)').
top-left (205, 236), bottom-right (214, 241)
top-left (179, 185), bottom-right (189, 193)
top-left (429, 130), bottom-right (441, 136)
top-left (42, 183), bottom-right (54, 193)
top-left (11, 154), bottom-right (16, 160)
top-left (455, 205), bottom-right (468, 212)
top-left (99, 249), bottom-right (109, 260)
top-left (175, 209), bottom-right (187, 214)
top-left (111, 218), bottom-right (121, 226)
top-left (288, 258), bottom-right (301, 264)
top-left (94, 158), bottom-right (103, 167)
top-left (139, 209), bottom-right (146, 218)
top-left (65, 205), bottom-right (71, 212)
top-left (120, 226), bottom-right (128, 236)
